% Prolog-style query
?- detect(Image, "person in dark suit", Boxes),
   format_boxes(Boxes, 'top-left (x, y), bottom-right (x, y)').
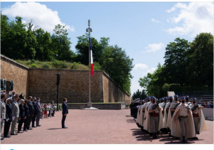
top-left (32, 97), bottom-right (39, 127)
top-left (26, 96), bottom-right (34, 130)
top-left (18, 99), bottom-right (26, 133)
top-left (62, 98), bottom-right (68, 128)
top-left (24, 100), bottom-right (29, 131)
top-left (4, 97), bottom-right (12, 138)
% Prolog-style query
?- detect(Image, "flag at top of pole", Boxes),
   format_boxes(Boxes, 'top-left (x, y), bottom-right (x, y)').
top-left (89, 38), bottom-right (94, 76)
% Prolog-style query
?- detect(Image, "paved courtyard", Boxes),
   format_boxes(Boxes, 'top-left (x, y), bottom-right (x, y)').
top-left (1, 109), bottom-right (213, 144)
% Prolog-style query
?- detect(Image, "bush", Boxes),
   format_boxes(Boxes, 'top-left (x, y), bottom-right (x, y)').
top-left (71, 62), bottom-right (79, 70)
top-left (52, 60), bottom-right (62, 68)
top-left (31, 63), bottom-right (37, 68)
top-left (31, 59), bottom-right (35, 64)
top-left (61, 61), bottom-right (68, 68)
top-left (42, 63), bottom-right (50, 69)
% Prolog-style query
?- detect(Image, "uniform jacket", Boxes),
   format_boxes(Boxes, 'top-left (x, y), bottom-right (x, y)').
top-left (33, 101), bottom-right (39, 114)
top-left (1, 100), bottom-right (6, 119)
top-left (12, 101), bottom-right (20, 118)
top-left (28, 101), bottom-right (35, 115)
top-left (24, 103), bottom-right (30, 117)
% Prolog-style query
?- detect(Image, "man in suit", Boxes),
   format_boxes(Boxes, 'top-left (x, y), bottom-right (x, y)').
top-left (32, 97), bottom-right (39, 128)
top-left (62, 98), bottom-right (68, 128)
top-left (11, 94), bottom-right (20, 135)
top-left (26, 96), bottom-right (34, 130)
top-left (4, 97), bottom-right (12, 138)
top-left (36, 97), bottom-right (42, 127)
top-left (0, 94), bottom-right (7, 140)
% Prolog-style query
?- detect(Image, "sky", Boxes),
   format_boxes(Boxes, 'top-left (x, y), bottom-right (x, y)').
top-left (1, 1), bottom-right (214, 95)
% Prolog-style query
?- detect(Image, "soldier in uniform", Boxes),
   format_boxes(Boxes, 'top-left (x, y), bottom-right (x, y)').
top-left (24, 100), bottom-right (29, 131)
top-left (148, 96), bottom-right (163, 138)
top-left (0, 94), bottom-right (7, 140)
top-left (143, 97), bottom-right (152, 133)
top-left (11, 94), bottom-right (20, 135)
top-left (167, 95), bottom-right (180, 136)
top-left (163, 97), bottom-right (172, 134)
top-left (4, 97), bottom-right (13, 138)
top-left (189, 98), bottom-right (206, 139)
top-left (172, 96), bottom-right (195, 143)
top-left (32, 97), bottom-right (39, 127)
top-left (18, 99), bottom-right (26, 133)
top-left (185, 96), bottom-right (191, 106)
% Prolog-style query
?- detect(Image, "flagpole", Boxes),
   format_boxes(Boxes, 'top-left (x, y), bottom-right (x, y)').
top-left (87, 19), bottom-right (92, 107)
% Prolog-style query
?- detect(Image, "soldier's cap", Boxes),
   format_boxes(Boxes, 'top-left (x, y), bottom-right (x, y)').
top-left (181, 97), bottom-right (186, 100)
top-left (6, 97), bottom-right (12, 102)
top-left (192, 98), bottom-right (197, 101)
top-left (174, 95), bottom-right (178, 98)
top-left (169, 96), bottom-right (173, 99)
top-left (186, 95), bottom-right (189, 98)
top-left (151, 96), bottom-right (156, 100)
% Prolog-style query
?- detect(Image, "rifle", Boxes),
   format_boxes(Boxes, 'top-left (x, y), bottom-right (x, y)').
top-left (149, 100), bottom-right (160, 115)
top-left (191, 103), bottom-right (199, 111)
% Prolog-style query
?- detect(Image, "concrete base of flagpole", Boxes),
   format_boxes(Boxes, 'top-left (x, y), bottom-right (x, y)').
top-left (83, 102), bottom-right (98, 110)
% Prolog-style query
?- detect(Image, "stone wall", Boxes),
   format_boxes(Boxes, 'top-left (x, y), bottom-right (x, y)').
top-left (28, 69), bottom-right (103, 103)
top-left (1, 55), bottom-right (131, 105)
top-left (0, 55), bottom-right (29, 97)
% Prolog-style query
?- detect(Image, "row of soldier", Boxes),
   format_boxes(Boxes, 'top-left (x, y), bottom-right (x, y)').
top-left (0, 94), bottom-right (43, 140)
top-left (135, 95), bottom-right (206, 143)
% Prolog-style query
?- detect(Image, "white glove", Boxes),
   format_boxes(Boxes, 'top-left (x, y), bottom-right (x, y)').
top-left (12, 116), bottom-right (15, 120)
top-left (6, 118), bottom-right (9, 122)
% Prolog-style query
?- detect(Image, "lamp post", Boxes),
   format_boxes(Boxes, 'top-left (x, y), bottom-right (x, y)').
top-left (56, 73), bottom-right (60, 111)
top-left (86, 20), bottom-right (92, 107)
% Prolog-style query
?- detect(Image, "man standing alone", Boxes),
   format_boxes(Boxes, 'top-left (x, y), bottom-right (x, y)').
top-left (62, 98), bottom-right (68, 128)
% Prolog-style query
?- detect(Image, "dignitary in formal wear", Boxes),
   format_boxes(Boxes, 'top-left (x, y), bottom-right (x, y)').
top-left (172, 97), bottom-right (195, 143)
top-left (32, 97), bottom-right (39, 127)
top-left (4, 97), bottom-right (12, 138)
top-left (148, 96), bottom-right (163, 138)
top-left (36, 97), bottom-right (42, 126)
top-left (11, 94), bottom-right (20, 135)
top-left (189, 98), bottom-right (206, 139)
top-left (26, 96), bottom-right (35, 130)
top-left (18, 99), bottom-right (26, 133)
top-left (0, 94), bottom-right (7, 140)
top-left (24, 100), bottom-right (29, 131)
top-left (62, 98), bottom-right (68, 128)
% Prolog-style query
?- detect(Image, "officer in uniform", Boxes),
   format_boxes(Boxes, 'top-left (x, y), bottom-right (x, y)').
top-left (189, 98), bottom-right (206, 139)
top-left (11, 94), bottom-right (20, 135)
top-left (4, 97), bottom-right (13, 138)
top-left (32, 97), bottom-right (39, 128)
top-left (0, 94), bottom-right (7, 140)
top-left (172, 96), bottom-right (195, 143)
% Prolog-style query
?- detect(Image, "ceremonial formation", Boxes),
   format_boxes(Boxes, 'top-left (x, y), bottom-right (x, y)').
top-left (131, 95), bottom-right (207, 143)
top-left (0, 91), bottom-right (57, 140)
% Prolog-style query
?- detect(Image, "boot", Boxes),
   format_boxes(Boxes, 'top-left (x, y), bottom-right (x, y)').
top-left (182, 136), bottom-right (187, 143)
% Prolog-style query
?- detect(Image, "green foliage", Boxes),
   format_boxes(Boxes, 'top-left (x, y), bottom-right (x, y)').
top-left (139, 33), bottom-right (213, 97)
top-left (132, 89), bottom-right (147, 100)
top-left (31, 63), bottom-right (37, 68)
top-left (42, 63), bottom-right (50, 69)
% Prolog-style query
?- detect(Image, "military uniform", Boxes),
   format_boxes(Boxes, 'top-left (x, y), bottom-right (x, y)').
top-left (11, 100), bottom-right (20, 135)
top-left (0, 99), bottom-right (6, 140)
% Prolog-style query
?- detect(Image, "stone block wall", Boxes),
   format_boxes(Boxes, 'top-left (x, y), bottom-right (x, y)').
top-left (1, 55), bottom-right (131, 104)
top-left (0, 55), bottom-right (29, 97)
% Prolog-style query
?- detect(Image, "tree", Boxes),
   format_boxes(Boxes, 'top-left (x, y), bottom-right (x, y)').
top-left (132, 89), bottom-right (147, 100)
top-left (163, 38), bottom-right (190, 86)
top-left (186, 33), bottom-right (213, 86)
top-left (51, 24), bottom-right (75, 61)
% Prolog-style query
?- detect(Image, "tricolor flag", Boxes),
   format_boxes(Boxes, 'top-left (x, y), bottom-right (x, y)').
top-left (89, 38), bottom-right (94, 76)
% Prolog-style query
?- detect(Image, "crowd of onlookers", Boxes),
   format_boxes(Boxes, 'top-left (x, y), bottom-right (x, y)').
top-left (0, 91), bottom-right (57, 140)
top-left (200, 100), bottom-right (213, 108)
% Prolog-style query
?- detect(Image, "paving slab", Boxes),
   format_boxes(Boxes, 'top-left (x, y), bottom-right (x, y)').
top-left (1, 109), bottom-right (213, 144)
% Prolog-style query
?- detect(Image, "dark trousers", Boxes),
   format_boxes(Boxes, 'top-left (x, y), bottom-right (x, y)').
top-left (18, 118), bottom-right (24, 131)
top-left (36, 112), bottom-right (40, 126)
top-left (32, 114), bottom-right (36, 127)
top-left (24, 117), bottom-right (28, 130)
top-left (26, 115), bottom-right (32, 129)
top-left (4, 121), bottom-right (11, 137)
top-left (62, 115), bottom-right (66, 128)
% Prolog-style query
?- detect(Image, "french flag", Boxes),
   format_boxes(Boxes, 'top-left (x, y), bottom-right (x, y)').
top-left (89, 38), bottom-right (94, 76)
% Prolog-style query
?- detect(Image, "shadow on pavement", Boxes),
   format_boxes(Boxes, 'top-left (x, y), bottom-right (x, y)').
top-left (47, 128), bottom-right (62, 130)
top-left (126, 119), bottom-right (136, 123)
top-left (131, 128), bottom-right (199, 144)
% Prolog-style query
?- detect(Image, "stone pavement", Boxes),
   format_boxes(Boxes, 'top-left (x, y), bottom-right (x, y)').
top-left (1, 109), bottom-right (213, 144)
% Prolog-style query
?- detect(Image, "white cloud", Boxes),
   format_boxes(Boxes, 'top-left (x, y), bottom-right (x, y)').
top-left (2, 2), bottom-right (74, 33)
top-left (134, 64), bottom-right (148, 70)
top-left (151, 18), bottom-right (160, 23)
top-left (145, 42), bottom-right (164, 53)
top-left (166, 2), bottom-right (214, 36)
top-left (147, 67), bottom-right (156, 74)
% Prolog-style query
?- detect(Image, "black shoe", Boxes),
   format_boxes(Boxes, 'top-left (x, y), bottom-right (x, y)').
top-left (18, 131), bottom-right (23, 133)
top-left (0, 137), bottom-right (4, 140)
top-left (182, 136), bottom-right (187, 143)
top-left (62, 127), bottom-right (68, 129)
top-left (24, 129), bottom-right (28, 132)
top-left (37, 125), bottom-right (41, 127)
top-left (11, 132), bottom-right (17, 135)
top-left (28, 127), bottom-right (32, 130)
top-left (193, 137), bottom-right (198, 140)
top-left (4, 135), bottom-right (11, 138)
